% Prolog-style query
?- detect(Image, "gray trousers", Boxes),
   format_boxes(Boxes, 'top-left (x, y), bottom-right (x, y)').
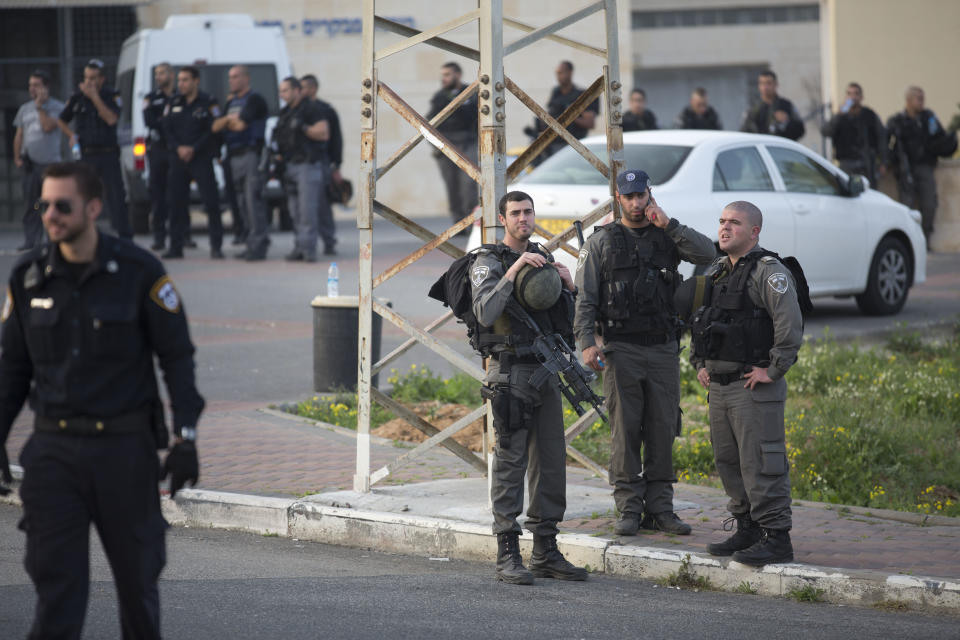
top-left (897, 163), bottom-right (938, 239)
top-left (488, 360), bottom-right (567, 537)
top-left (285, 161), bottom-right (327, 258)
top-left (708, 376), bottom-right (792, 530)
top-left (436, 140), bottom-right (478, 224)
top-left (315, 168), bottom-right (336, 250)
top-left (230, 151), bottom-right (269, 253)
top-left (604, 341), bottom-right (680, 516)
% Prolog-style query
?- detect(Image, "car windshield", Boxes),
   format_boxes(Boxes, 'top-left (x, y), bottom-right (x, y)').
top-left (517, 143), bottom-right (691, 186)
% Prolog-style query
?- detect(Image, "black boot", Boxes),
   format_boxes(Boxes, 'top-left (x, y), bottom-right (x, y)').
top-left (614, 512), bottom-right (640, 535)
top-left (640, 511), bottom-right (692, 535)
top-left (529, 534), bottom-right (587, 581)
top-left (496, 532), bottom-right (534, 585)
top-left (732, 528), bottom-right (794, 566)
top-left (706, 515), bottom-right (762, 556)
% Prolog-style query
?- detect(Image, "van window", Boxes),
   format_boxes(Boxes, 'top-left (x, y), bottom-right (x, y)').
top-left (157, 64), bottom-right (280, 114)
top-left (118, 69), bottom-right (135, 127)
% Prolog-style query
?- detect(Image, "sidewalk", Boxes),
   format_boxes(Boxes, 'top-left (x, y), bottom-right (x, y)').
top-left (6, 405), bottom-right (957, 611)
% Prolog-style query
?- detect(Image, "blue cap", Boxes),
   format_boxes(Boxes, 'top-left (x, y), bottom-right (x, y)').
top-left (616, 169), bottom-right (650, 195)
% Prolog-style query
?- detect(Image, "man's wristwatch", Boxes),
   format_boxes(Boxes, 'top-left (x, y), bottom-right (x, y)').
top-left (179, 427), bottom-right (197, 442)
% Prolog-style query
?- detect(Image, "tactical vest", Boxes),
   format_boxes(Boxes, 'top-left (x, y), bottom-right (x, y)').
top-left (690, 252), bottom-right (775, 365)
top-left (224, 92), bottom-right (266, 150)
top-left (596, 222), bottom-right (680, 342)
top-left (481, 244), bottom-right (574, 358)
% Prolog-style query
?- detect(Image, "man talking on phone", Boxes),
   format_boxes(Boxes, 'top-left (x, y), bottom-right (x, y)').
top-left (574, 169), bottom-right (715, 536)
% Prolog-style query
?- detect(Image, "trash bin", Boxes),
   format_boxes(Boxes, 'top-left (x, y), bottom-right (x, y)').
top-left (311, 295), bottom-right (387, 392)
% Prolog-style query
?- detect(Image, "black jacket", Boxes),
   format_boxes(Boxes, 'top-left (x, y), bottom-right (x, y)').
top-left (741, 96), bottom-right (805, 141)
top-left (163, 91), bottom-right (220, 156)
top-left (674, 106), bottom-right (722, 130)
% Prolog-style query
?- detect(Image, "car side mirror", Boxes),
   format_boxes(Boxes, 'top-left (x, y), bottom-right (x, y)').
top-left (846, 174), bottom-right (866, 197)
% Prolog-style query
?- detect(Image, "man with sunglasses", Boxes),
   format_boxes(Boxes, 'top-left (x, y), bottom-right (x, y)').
top-left (0, 162), bottom-right (204, 638)
top-left (57, 58), bottom-right (133, 240)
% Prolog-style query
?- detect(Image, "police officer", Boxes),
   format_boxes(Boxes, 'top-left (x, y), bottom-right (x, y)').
top-left (274, 77), bottom-right (329, 263)
top-left (622, 88), bottom-right (658, 131)
top-left (213, 65), bottom-right (270, 260)
top-left (574, 170), bottom-right (715, 536)
top-left (820, 82), bottom-right (887, 186)
top-left (674, 87), bottom-right (722, 130)
top-left (162, 66), bottom-right (224, 259)
top-left (740, 70), bottom-right (805, 141)
top-left (691, 201), bottom-right (802, 566)
top-left (887, 86), bottom-right (956, 244)
top-left (534, 60), bottom-right (600, 160)
top-left (302, 73), bottom-right (342, 255)
top-left (0, 162), bottom-right (204, 638)
top-left (427, 62), bottom-right (479, 230)
top-left (472, 191), bottom-right (587, 585)
top-left (143, 62), bottom-right (176, 251)
top-left (57, 58), bottom-right (133, 239)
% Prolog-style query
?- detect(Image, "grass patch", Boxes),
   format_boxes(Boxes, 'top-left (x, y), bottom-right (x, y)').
top-left (872, 599), bottom-right (911, 612)
top-left (786, 584), bottom-right (826, 603)
top-left (658, 555), bottom-right (715, 591)
top-left (734, 581), bottom-right (758, 595)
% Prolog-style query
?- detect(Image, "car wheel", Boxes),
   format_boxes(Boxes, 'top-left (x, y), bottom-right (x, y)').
top-left (855, 237), bottom-right (910, 316)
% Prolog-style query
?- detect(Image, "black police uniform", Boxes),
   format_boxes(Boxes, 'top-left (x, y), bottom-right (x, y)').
top-left (821, 106), bottom-right (886, 186)
top-left (622, 109), bottom-right (659, 132)
top-left (427, 83), bottom-right (478, 226)
top-left (674, 106), bottom-right (722, 130)
top-left (163, 90), bottom-right (223, 256)
top-left (60, 87), bottom-right (133, 238)
top-left (536, 85), bottom-right (600, 159)
top-left (0, 232), bottom-right (204, 639)
top-left (740, 96), bottom-right (805, 141)
top-left (143, 89), bottom-right (175, 248)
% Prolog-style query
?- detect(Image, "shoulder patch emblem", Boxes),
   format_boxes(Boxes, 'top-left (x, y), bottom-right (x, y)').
top-left (577, 249), bottom-right (589, 271)
top-left (471, 265), bottom-right (490, 288)
top-left (767, 272), bottom-right (789, 295)
top-left (150, 275), bottom-right (182, 313)
top-left (1, 286), bottom-right (12, 323)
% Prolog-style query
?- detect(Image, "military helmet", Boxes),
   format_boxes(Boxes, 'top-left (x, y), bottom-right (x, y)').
top-left (514, 263), bottom-right (562, 311)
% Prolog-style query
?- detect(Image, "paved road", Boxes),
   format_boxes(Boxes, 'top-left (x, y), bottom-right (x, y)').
top-left (0, 505), bottom-right (956, 639)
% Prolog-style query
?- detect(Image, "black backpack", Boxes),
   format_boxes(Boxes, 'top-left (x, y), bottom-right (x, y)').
top-left (428, 244), bottom-right (501, 354)
top-left (760, 251), bottom-right (814, 318)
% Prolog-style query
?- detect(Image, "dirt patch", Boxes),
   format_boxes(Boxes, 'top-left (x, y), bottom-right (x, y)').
top-left (372, 401), bottom-right (486, 452)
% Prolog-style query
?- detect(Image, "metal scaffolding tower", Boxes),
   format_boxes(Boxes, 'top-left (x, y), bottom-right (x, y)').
top-left (355, 0), bottom-right (625, 492)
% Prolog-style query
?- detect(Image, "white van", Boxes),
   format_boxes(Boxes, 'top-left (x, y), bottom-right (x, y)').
top-left (116, 14), bottom-right (293, 232)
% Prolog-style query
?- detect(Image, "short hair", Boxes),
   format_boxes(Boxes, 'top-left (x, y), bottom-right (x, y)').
top-left (905, 85), bottom-right (923, 99)
top-left (759, 70), bottom-right (777, 83)
top-left (442, 62), bottom-right (462, 74)
top-left (155, 62), bottom-right (172, 73)
top-left (179, 66), bottom-right (200, 80)
top-left (30, 69), bottom-right (51, 86)
top-left (559, 60), bottom-right (574, 72)
top-left (692, 87), bottom-right (707, 98)
top-left (631, 88), bottom-right (646, 99)
top-left (847, 81), bottom-right (863, 94)
top-left (231, 64), bottom-right (250, 77)
top-left (282, 76), bottom-right (301, 91)
top-left (300, 73), bottom-right (318, 89)
top-left (498, 190), bottom-right (534, 216)
top-left (723, 200), bottom-right (763, 230)
top-left (43, 162), bottom-right (103, 202)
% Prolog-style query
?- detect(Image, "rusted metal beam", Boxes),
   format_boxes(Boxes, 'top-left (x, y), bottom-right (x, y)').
top-left (377, 81), bottom-right (479, 181)
top-left (506, 75), bottom-right (604, 182)
top-left (373, 211), bottom-right (478, 289)
top-left (375, 10), bottom-right (480, 61)
top-left (372, 310), bottom-right (456, 376)
top-left (374, 16), bottom-right (480, 61)
top-left (378, 81), bottom-right (481, 184)
top-left (602, 0), bottom-right (624, 219)
top-left (503, 17), bottom-right (606, 57)
top-left (505, 76), bottom-right (609, 181)
top-left (565, 443), bottom-right (606, 478)
top-left (371, 388), bottom-right (487, 473)
top-left (503, 1), bottom-right (604, 56)
top-left (533, 223), bottom-right (579, 258)
top-left (564, 406), bottom-right (601, 444)
top-left (370, 404), bottom-right (487, 484)
top-left (541, 198), bottom-right (613, 253)
top-left (372, 200), bottom-right (464, 260)
top-left (373, 300), bottom-right (485, 381)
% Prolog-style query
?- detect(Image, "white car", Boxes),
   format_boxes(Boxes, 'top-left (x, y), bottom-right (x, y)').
top-left (469, 130), bottom-right (927, 316)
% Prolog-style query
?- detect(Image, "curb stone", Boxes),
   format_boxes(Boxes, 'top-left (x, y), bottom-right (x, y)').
top-left (156, 488), bottom-right (960, 613)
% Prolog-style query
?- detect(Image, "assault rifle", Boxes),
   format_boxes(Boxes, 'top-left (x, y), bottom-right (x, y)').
top-left (505, 300), bottom-right (608, 423)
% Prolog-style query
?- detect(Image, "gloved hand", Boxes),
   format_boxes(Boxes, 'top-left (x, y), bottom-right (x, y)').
top-left (0, 446), bottom-right (12, 496)
top-left (161, 440), bottom-right (199, 498)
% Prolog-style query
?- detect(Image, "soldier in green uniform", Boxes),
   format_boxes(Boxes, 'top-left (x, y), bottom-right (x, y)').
top-left (691, 200), bottom-right (803, 566)
top-left (574, 170), bottom-right (716, 536)
top-left (471, 190), bottom-right (587, 585)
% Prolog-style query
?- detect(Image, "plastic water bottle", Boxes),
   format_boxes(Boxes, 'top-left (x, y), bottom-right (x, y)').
top-left (327, 262), bottom-right (339, 298)
top-left (71, 141), bottom-right (81, 159)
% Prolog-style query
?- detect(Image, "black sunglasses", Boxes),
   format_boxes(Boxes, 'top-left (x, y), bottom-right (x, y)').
top-left (36, 199), bottom-right (75, 214)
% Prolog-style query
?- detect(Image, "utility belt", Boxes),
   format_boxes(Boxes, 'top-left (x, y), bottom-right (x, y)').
top-left (81, 145), bottom-right (120, 156)
top-left (35, 406), bottom-right (152, 436)
top-left (604, 331), bottom-right (673, 347)
top-left (228, 144), bottom-right (263, 158)
top-left (492, 352), bottom-right (539, 366)
top-left (710, 371), bottom-right (746, 386)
